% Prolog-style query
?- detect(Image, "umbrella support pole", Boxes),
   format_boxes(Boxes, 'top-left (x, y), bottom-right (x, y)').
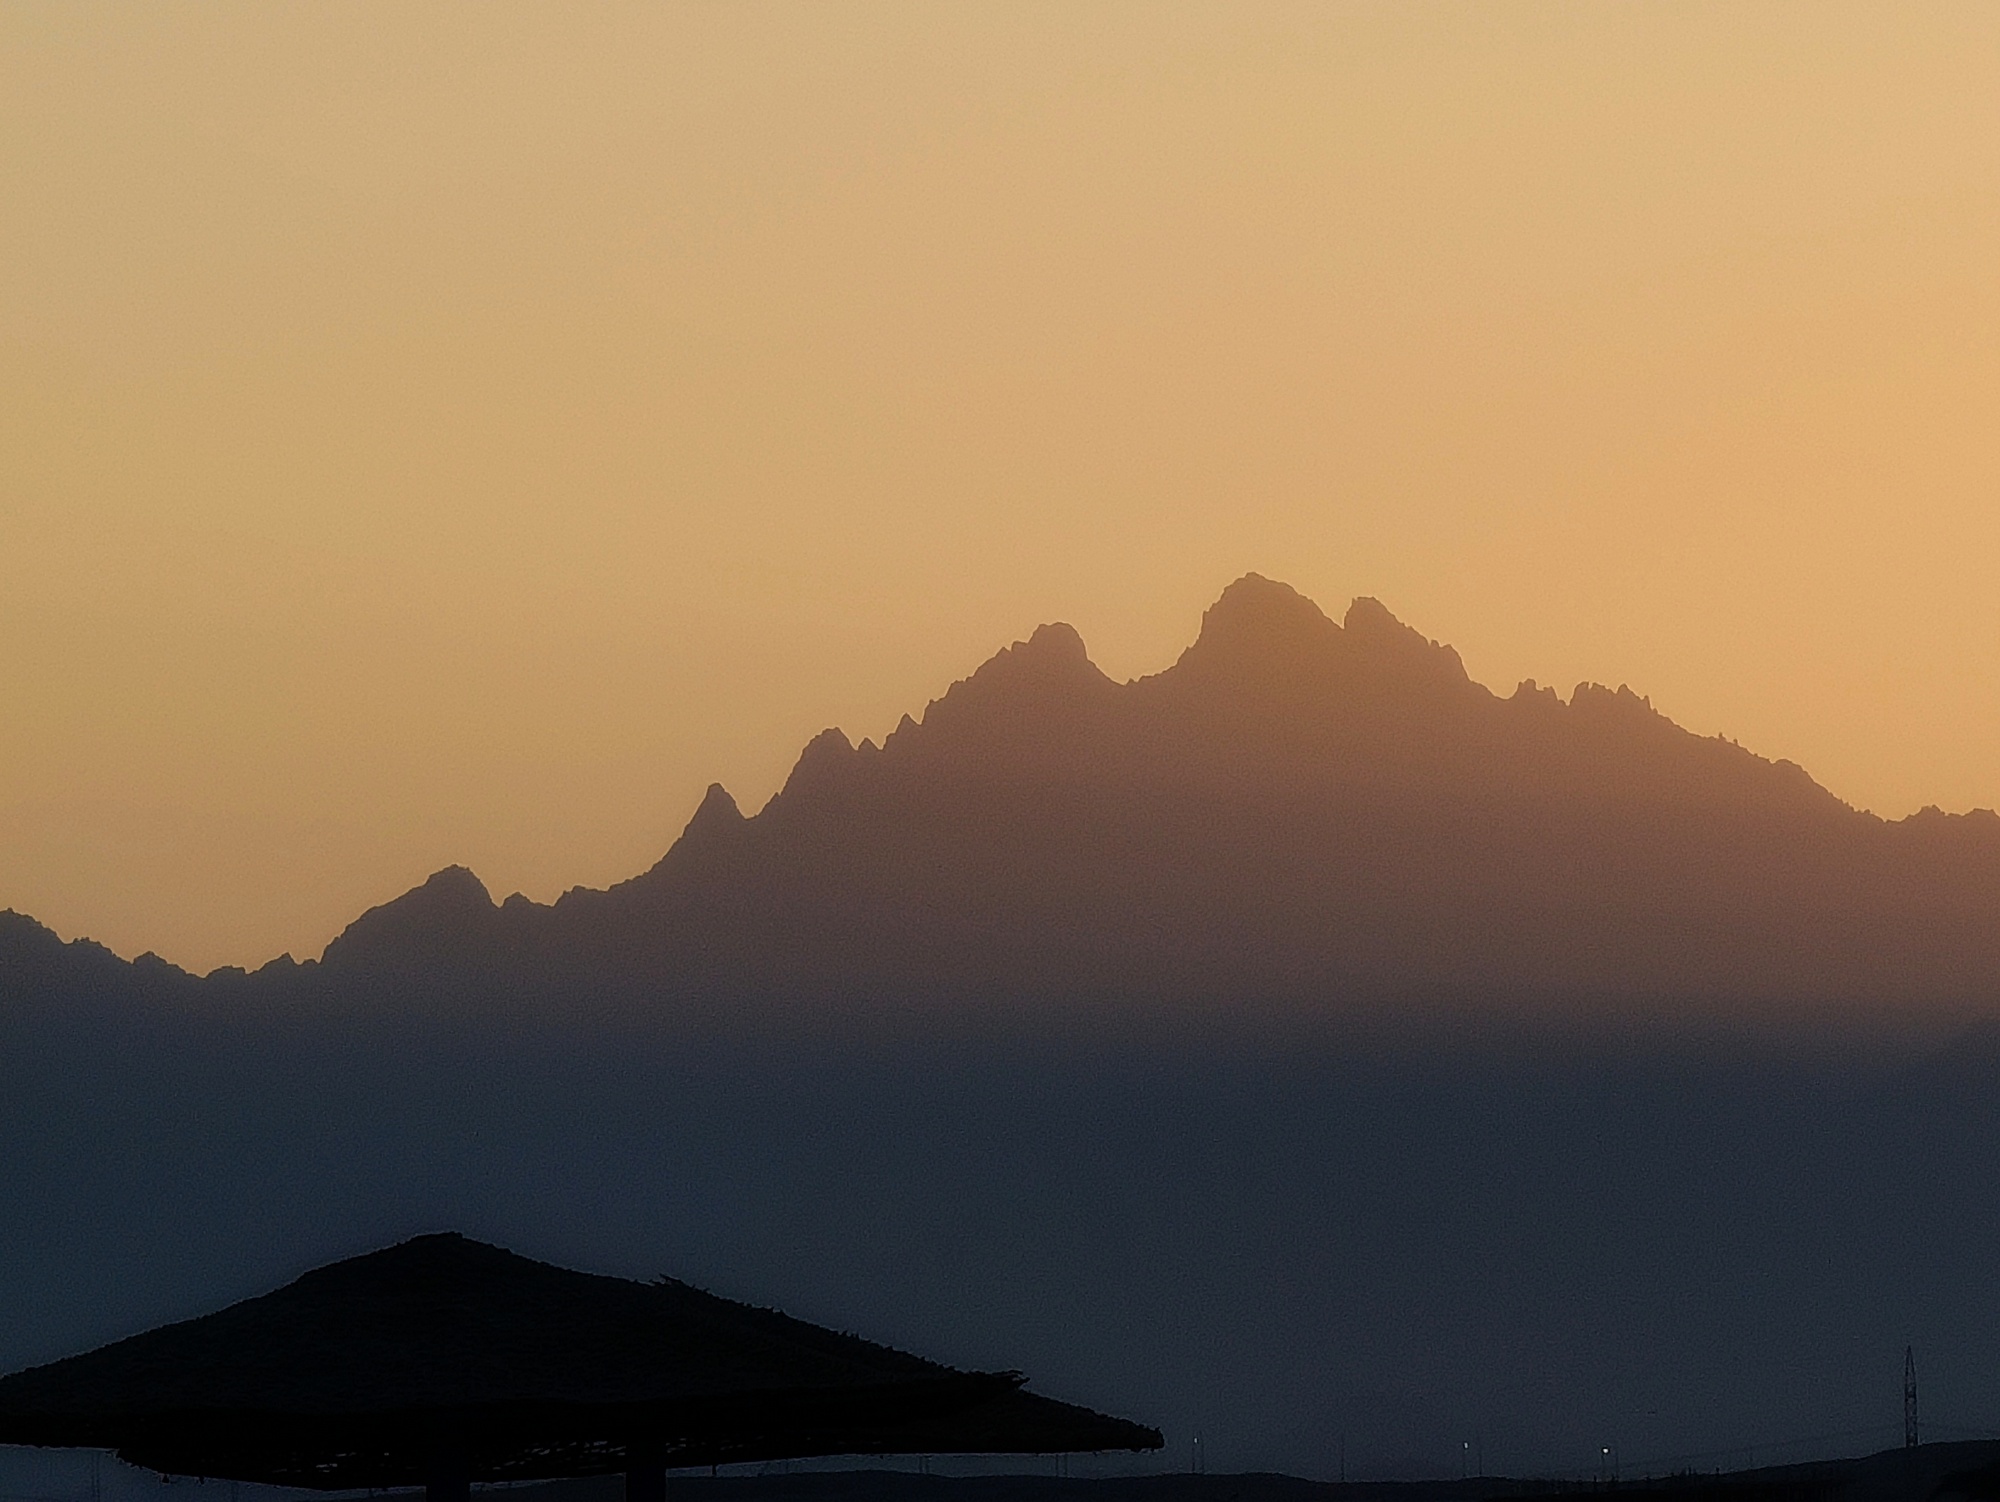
top-left (426, 1451), bottom-right (469, 1502)
top-left (627, 1441), bottom-right (666, 1502)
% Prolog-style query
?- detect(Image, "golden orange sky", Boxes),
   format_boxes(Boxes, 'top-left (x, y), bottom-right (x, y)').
top-left (5, 3), bottom-right (2000, 973)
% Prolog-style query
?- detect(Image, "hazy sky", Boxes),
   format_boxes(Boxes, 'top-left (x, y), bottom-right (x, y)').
top-left (5, 3), bottom-right (2000, 973)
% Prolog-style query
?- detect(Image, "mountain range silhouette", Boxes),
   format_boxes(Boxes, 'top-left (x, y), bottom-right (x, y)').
top-left (10, 573), bottom-right (2000, 1020)
top-left (17, 576), bottom-right (2000, 1479)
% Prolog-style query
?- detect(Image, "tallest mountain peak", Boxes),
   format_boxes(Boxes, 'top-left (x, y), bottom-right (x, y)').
top-left (1209, 572), bottom-right (1330, 621)
top-left (1193, 574), bottom-right (1341, 660)
top-left (1177, 575), bottom-right (1472, 694)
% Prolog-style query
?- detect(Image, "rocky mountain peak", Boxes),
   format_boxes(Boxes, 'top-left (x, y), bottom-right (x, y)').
top-left (1188, 574), bottom-right (1341, 664)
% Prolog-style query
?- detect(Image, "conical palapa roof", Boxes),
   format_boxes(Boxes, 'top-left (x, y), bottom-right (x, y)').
top-left (0, 1234), bottom-right (1160, 1488)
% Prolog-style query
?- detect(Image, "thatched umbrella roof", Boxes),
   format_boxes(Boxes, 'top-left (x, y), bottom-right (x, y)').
top-left (0, 1234), bottom-right (1160, 1489)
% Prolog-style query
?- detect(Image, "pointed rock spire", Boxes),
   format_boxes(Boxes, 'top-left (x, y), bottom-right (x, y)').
top-left (1191, 574), bottom-right (1341, 663)
top-left (683, 782), bottom-right (744, 838)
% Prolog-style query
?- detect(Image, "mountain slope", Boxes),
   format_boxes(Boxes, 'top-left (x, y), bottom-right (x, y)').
top-left (287, 574), bottom-right (2000, 1016)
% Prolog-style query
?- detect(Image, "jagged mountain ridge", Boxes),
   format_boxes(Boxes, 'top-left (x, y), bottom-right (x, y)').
top-left (279, 575), bottom-right (2000, 1008)
top-left (10, 574), bottom-right (2000, 1015)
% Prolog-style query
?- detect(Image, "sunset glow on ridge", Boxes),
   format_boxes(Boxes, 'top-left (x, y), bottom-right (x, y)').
top-left (6, 3), bottom-right (2000, 971)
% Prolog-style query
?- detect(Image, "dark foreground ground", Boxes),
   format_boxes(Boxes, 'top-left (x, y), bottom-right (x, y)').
top-left (14, 1023), bottom-right (2000, 1475)
top-left (496, 1441), bottom-right (2000, 1502)
top-left (10, 1439), bottom-right (2000, 1502)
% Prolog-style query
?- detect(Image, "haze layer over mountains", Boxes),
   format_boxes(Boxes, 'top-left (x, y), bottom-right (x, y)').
top-left (8, 573), bottom-right (1998, 1024)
